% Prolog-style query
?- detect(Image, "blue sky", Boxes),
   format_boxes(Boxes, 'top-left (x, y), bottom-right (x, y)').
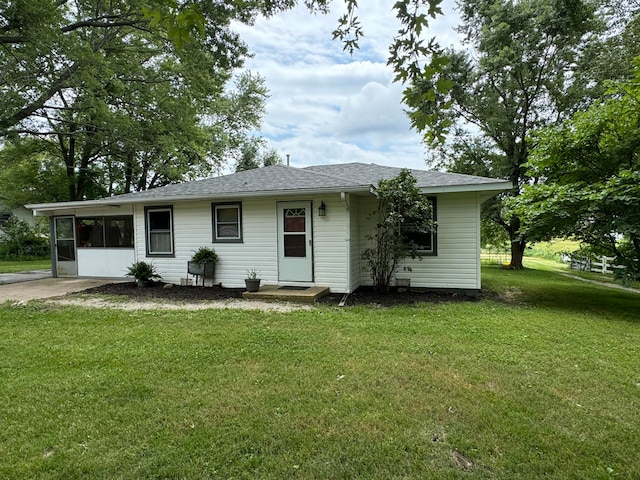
top-left (233, 0), bottom-right (461, 171)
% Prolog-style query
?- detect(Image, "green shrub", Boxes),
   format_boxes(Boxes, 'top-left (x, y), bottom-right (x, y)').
top-left (0, 217), bottom-right (49, 259)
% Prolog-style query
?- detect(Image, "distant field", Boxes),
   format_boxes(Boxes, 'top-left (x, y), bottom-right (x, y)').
top-left (532, 239), bottom-right (581, 254)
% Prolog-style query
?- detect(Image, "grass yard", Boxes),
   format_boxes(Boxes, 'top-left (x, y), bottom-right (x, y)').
top-left (1, 265), bottom-right (639, 479)
top-left (0, 259), bottom-right (51, 274)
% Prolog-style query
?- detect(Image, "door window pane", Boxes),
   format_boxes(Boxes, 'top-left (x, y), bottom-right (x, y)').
top-left (284, 234), bottom-right (306, 257)
top-left (55, 218), bottom-right (74, 239)
top-left (284, 208), bottom-right (306, 232)
top-left (56, 240), bottom-right (76, 261)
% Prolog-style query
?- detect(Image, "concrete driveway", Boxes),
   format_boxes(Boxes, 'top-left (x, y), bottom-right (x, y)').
top-left (0, 273), bottom-right (120, 302)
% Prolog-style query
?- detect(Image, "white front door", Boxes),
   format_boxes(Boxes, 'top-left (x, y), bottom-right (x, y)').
top-left (277, 201), bottom-right (313, 282)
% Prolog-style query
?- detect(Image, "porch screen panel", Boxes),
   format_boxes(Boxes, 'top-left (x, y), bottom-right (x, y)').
top-left (283, 208), bottom-right (306, 257)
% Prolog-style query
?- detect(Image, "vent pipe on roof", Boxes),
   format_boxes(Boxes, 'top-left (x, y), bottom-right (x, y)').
top-left (286, 154), bottom-right (290, 166)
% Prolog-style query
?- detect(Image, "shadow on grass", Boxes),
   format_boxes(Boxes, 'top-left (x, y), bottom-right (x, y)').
top-left (482, 264), bottom-right (640, 322)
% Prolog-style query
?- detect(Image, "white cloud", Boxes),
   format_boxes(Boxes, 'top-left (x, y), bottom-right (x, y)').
top-left (231, 0), bottom-right (461, 172)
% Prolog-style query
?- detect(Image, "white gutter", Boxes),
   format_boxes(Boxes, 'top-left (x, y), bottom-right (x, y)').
top-left (419, 181), bottom-right (512, 194)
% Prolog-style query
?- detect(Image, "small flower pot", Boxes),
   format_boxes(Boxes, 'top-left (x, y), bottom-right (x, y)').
top-left (244, 278), bottom-right (261, 292)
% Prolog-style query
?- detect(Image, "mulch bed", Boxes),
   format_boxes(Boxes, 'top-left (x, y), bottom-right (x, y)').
top-left (83, 282), bottom-right (480, 307)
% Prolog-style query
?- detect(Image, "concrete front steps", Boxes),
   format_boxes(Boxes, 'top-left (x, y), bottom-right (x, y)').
top-left (242, 285), bottom-right (330, 304)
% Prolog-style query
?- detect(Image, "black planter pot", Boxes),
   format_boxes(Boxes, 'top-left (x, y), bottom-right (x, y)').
top-left (245, 278), bottom-right (261, 292)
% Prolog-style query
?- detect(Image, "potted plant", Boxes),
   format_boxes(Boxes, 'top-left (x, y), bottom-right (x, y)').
top-left (188, 247), bottom-right (218, 279)
top-left (244, 268), bottom-right (261, 292)
top-left (126, 261), bottom-right (162, 287)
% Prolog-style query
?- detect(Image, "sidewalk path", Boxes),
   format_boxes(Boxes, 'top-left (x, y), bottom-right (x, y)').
top-left (560, 273), bottom-right (640, 294)
top-left (0, 269), bottom-right (52, 285)
top-left (0, 276), bottom-right (121, 302)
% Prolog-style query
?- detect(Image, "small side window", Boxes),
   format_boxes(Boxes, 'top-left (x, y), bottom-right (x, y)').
top-left (401, 197), bottom-right (437, 256)
top-left (212, 203), bottom-right (242, 243)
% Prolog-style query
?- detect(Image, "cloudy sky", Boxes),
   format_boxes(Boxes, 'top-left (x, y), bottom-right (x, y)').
top-left (233, 0), bottom-right (462, 171)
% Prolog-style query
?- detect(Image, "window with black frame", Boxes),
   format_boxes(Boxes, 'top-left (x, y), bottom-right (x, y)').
top-left (145, 207), bottom-right (174, 255)
top-left (212, 203), bottom-right (243, 243)
top-left (401, 197), bottom-right (437, 255)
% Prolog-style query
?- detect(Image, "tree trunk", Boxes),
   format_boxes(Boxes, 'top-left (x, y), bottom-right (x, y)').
top-left (510, 239), bottom-right (526, 269)
top-left (506, 213), bottom-right (526, 269)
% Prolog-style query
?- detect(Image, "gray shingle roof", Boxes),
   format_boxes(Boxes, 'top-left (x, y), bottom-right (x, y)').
top-left (27, 162), bottom-right (511, 211)
top-left (111, 164), bottom-right (364, 202)
top-left (303, 163), bottom-right (503, 188)
top-left (114, 162), bottom-right (506, 202)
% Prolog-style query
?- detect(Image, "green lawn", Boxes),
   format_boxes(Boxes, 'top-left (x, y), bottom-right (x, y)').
top-left (0, 259), bottom-right (51, 273)
top-left (1, 265), bottom-right (639, 479)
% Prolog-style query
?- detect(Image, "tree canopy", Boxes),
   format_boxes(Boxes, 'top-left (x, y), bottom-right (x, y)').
top-left (0, 0), bottom-right (268, 201)
top-left (513, 60), bottom-right (640, 281)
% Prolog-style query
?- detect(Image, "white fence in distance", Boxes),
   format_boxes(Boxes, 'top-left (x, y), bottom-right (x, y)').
top-left (569, 255), bottom-right (623, 275)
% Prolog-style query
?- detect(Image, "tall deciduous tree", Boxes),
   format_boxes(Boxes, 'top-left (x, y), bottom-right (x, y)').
top-left (406, 0), bottom-right (595, 268)
top-left (513, 61), bottom-right (640, 281)
top-left (0, 139), bottom-right (68, 206)
top-left (0, 0), bottom-right (248, 134)
top-left (234, 139), bottom-right (283, 172)
top-left (0, 0), bottom-right (268, 201)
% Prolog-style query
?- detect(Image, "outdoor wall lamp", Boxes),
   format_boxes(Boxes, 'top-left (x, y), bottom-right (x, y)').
top-left (319, 201), bottom-right (327, 217)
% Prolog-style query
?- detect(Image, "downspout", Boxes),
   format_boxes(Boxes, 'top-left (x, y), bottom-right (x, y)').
top-left (340, 191), bottom-right (350, 211)
top-left (341, 192), bottom-right (351, 294)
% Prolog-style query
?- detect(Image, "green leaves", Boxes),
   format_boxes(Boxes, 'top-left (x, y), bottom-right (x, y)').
top-left (517, 66), bottom-right (640, 280)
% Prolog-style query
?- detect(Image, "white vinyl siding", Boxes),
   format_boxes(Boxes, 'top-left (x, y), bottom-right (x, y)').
top-left (136, 200), bottom-right (276, 287)
top-left (312, 194), bottom-right (350, 293)
top-left (132, 195), bottom-right (352, 292)
top-left (127, 191), bottom-right (482, 292)
top-left (349, 196), bottom-right (362, 292)
top-left (358, 192), bottom-right (482, 290)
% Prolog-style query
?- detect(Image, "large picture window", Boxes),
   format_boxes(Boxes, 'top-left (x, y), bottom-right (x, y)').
top-left (146, 206), bottom-right (174, 256)
top-left (402, 197), bottom-right (437, 255)
top-left (212, 203), bottom-right (242, 243)
top-left (76, 216), bottom-right (134, 248)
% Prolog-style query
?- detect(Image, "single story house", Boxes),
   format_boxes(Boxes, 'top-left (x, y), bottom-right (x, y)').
top-left (27, 162), bottom-right (511, 294)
